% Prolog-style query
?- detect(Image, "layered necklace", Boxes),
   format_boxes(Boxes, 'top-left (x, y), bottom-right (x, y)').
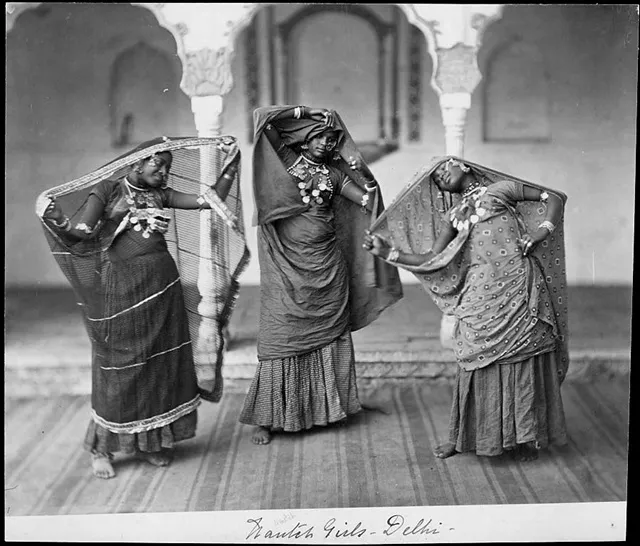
top-left (123, 177), bottom-right (163, 238)
top-left (451, 182), bottom-right (488, 231)
top-left (288, 154), bottom-right (334, 205)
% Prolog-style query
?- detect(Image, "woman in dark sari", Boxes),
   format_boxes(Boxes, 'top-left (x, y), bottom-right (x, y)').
top-left (240, 105), bottom-right (402, 445)
top-left (364, 157), bottom-right (569, 462)
top-left (37, 137), bottom-right (248, 478)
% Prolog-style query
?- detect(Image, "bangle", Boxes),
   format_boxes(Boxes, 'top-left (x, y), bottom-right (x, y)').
top-left (539, 220), bottom-right (555, 234)
top-left (387, 248), bottom-right (400, 263)
top-left (52, 216), bottom-right (71, 231)
top-left (75, 222), bottom-right (94, 234)
top-left (364, 181), bottom-right (377, 192)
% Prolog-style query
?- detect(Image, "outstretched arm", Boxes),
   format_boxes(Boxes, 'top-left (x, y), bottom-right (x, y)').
top-left (42, 195), bottom-right (105, 241)
top-left (167, 158), bottom-right (239, 210)
top-left (363, 219), bottom-right (457, 266)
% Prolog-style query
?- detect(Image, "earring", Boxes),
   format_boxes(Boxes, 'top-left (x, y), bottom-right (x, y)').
top-left (301, 144), bottom-right (309, 150)
top-left (135, 168), bottom-right (144, 174)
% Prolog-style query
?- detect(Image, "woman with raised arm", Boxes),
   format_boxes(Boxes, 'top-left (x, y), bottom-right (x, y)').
top-left (240, 105), bottom-right (402, 445)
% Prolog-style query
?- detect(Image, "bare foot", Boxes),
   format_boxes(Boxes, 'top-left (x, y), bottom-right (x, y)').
top-left (251, 426), bottom-right (272, 445)
top-left (434, 443), bottom-right (458, 459)
top-left (138, 449), bottom-right (173, 467)
top-left (515, 442), bottom-right (539, 462)
top-left (91, 452), bottom-right (115, 479)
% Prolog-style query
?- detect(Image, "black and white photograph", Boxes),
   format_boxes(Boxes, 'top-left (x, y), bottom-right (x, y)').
top-left (5, 2), bottom-right (633, 543)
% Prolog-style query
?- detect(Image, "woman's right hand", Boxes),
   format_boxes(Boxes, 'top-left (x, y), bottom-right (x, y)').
top-left (43, 198), bottom-right (64, 223)
top-left (363, 230), bottom-right (391, 258)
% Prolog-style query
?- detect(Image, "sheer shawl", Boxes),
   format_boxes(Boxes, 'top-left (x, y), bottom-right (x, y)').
top-left (369, 156), bottom-right (570, 381)
top-left (35, 136), bottom-right (250, 401)
top-left (252, 106), bottom-right (403, 331)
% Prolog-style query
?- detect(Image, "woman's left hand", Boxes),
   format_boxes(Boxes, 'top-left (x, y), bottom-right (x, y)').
top-left (307, 108), bottom-right (333, 126)
top-left (349, 156), bottom-right (374, 180)
top-left (518, 228), bottom-right (548, 256)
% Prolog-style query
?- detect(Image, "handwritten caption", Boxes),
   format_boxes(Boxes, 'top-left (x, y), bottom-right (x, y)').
top-left (246, 514), bottom-right (454, 541)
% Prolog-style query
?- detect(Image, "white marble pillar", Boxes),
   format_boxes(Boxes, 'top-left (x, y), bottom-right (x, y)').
top-left (440, 92), bottom-right (471, 158)
top-left (191, 95), bottom-right (229, 390)
top-left (438, 92), bottom-right (472, 347)
top-left (405, 4), bottom-right (505, 349)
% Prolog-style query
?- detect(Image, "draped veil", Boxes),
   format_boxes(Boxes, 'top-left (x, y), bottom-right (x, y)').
top-left (369, 157), bottom-right (570, 381)
top-left (35, 136), bottom-right (250, 401)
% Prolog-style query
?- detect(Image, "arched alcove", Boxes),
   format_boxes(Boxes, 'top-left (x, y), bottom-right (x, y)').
top-left (109, 42), bottom-right (181, 147)
top-left (482, 39), bottom-right (551, 142)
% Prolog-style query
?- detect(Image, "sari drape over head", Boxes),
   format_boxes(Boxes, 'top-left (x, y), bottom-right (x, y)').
top-left (252, 106), bottom-right (403, 359)
top-left (369, 157), bottom-right (570, 381)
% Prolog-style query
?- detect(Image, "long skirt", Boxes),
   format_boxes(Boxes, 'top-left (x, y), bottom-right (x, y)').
top-left (83, 249), bottom-right (200, 455)
top-left (239, 330), bottom-right (361, 432)
top-left (448, 350), bottom-right (568, 456)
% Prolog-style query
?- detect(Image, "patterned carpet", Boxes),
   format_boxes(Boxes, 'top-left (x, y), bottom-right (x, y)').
top-left (4, 380), bottom-right (628, 516)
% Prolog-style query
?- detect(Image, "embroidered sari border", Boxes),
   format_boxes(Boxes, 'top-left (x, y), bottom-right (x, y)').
top-left (90, 395), bottom-right (201, 434)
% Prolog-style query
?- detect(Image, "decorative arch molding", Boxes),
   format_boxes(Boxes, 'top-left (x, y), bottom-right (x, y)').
top-left (7, 2), bottom-right (505, 100)
top-left (400, 4), bottom-right (505, 96)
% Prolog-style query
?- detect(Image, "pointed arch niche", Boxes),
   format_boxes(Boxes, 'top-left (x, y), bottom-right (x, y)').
top-left (482, 39), bottom-right (551, 142)
top-left (109, 42), bottom-right (182, 148)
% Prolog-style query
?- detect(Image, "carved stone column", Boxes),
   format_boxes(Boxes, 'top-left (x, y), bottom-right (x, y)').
top-left (403, 4), bottom-right (504, 348)
top-left (134, 3), bottom-right (258, 367)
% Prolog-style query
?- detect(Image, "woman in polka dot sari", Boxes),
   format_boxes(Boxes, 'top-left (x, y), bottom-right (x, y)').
top-left (364, 157), bottom-right (569, 462)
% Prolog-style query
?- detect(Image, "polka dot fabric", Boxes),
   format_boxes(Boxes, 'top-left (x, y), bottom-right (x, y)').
top-left (370, 157), bottom-right (570, 381)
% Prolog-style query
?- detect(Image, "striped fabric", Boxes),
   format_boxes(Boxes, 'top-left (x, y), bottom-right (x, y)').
top-left (83, 248), bottom-right (199, 451)
top-left (4, 380), bottom-right (627, 515)
top-left (449, 352), bottom-right (567, 456)
top-left (239, 331), bottom-right (361, 431)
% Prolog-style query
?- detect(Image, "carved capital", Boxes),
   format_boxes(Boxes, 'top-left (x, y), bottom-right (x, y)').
top-left (433, 43), bottom-right (482, 95)
top-left (181, 47), bottom-right (235, 97)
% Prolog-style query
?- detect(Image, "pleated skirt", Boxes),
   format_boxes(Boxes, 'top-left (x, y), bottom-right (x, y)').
top-left (449, 350), bottom-right (568, 456)
top-left (239, 330), bottom-right (361, 432)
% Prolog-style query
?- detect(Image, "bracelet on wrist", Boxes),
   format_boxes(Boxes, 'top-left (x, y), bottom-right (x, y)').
top-left (387, 248), bottom-right (400, 263)
top-left (52, 216), bottom-right (71, 231)
top-left (539, 220), bottom-right (556, 234)
top-left (364, 181), bottom-right (377, 192)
